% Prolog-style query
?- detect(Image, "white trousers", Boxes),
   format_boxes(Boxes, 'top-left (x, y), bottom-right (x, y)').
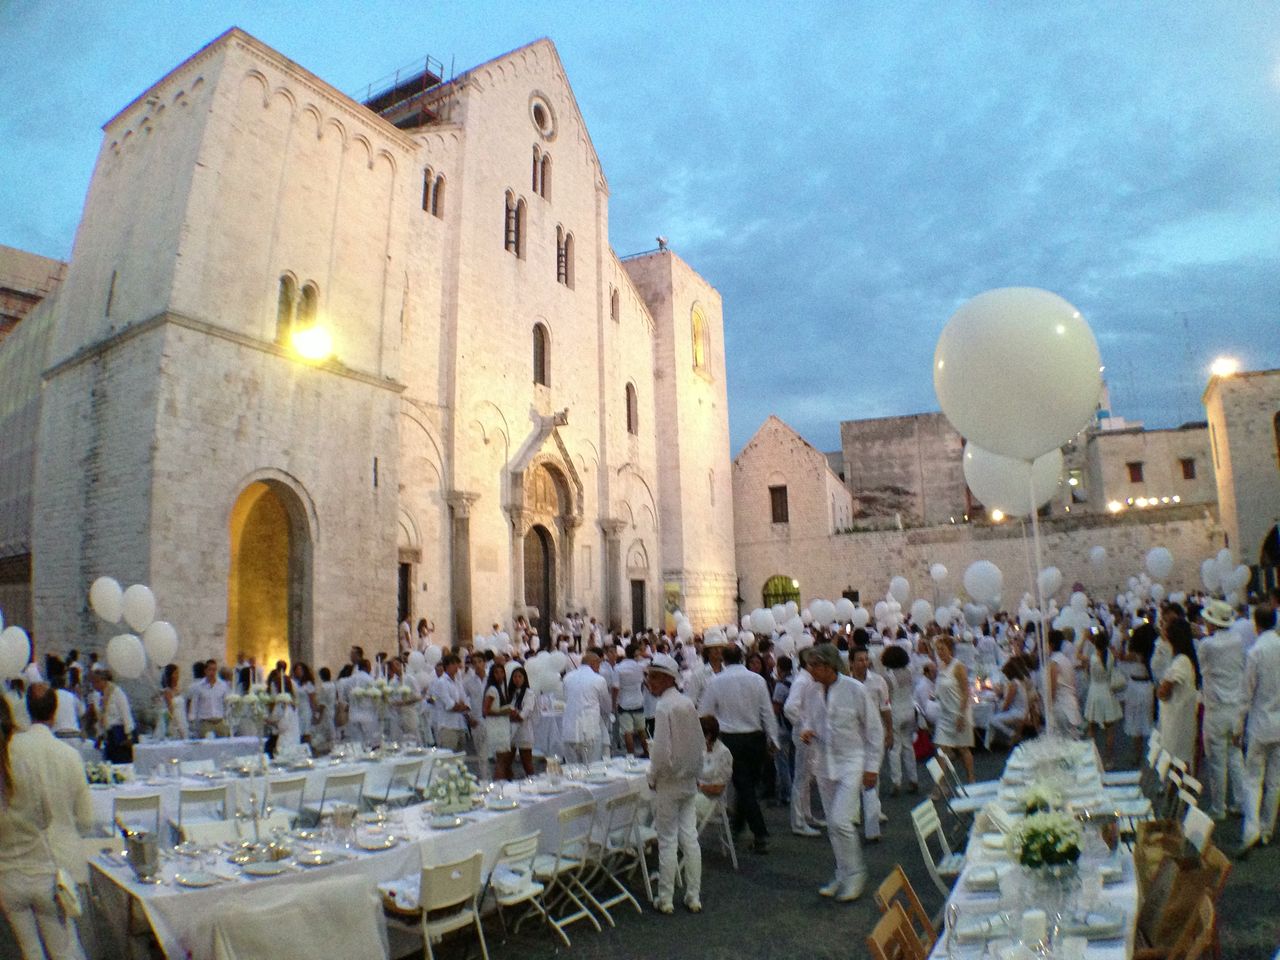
top-left (654, 787), bottom-right (701, 906)
top-left (469, 723), bottom-right (490, 780)
top-left (887, 717), bottom-right (917, 788)
top-left (1243, 738), bottom-right (1280, 844)
top-left (563, 738), bottom-right (601, 765)
top-left (1202, 709), bottom-right (1246, 818)
top-left (816, 775), bottom-right (865, 884)
top-left (791, 735), bottom-right (818, 830)
top-left (987, 708), bottom-right (1026, 747)
top-left (0, 871), bottom-right (83, 960)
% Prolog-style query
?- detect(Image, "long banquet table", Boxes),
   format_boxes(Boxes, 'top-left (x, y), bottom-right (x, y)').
top-left (928, 740), bottom-right (1140, 959)
top-left (89, 760), bottom-right (649, 960)
top-left (130, 735), bottom-right (263, 774)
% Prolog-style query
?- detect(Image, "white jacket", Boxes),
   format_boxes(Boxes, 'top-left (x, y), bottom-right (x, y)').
top-left (811, 675), bottom-right (883, 781)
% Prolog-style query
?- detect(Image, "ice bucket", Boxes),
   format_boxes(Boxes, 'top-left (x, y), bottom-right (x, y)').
top-left (126, 832), bottom-right (160, 882)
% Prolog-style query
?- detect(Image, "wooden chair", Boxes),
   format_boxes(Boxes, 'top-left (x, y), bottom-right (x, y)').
top-left (874, 865), bottom-right (936, 955)
top-left (866, 901), bottom-right (926, 960)
top-left (1135, 891), bottom-right (1214, 960)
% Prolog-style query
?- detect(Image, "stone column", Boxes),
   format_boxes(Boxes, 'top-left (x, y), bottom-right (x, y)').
top-left (561, 515), bottom-right (581, 614)
top-left (600, 518), bottom-right (627, 631)
top-left (506, 505), bottom-right (527, 619)
top-left (446, 491), bottom-right (479, 644)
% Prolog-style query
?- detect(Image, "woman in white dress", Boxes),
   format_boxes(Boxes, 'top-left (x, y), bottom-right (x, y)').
top-left (290, 662), bottom-right (317, 747)
top-left (267, 665), bottom-right (301, 757)
top-left (507, 666), bottom-right (536, 777)
top-left (934, 635), bottom-right (975, 783)
top-left (1080, 630), bottom-right (1123, 765)
top-left (311, 667), bottom-right (337, 755)
top-left (1157, 618), bottom-right (1200, 769)
top-left (157, 663), bottom-right (188, 740)
top-left (882, 645), bottom-right (919, 794)
top-left (1119, 622), bottom-right (1156, 767)
top-left (1048, 630), bottom-right (1083, 739)
top-left (482, 662), bottom-right (516, 780)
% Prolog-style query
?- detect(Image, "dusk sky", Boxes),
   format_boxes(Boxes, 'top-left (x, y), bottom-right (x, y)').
top-left (2, 1), bottom-right (1277, 453)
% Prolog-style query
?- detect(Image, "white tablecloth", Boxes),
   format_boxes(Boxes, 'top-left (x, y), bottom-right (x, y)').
top-left (89, 762), bottom-right (649, 960)
top-left (131, 736), bottom-right (263, 774)
top-left (88, 750), bottom-right (461, 834)
top-left (928, 739), bottom-right (1138, 959)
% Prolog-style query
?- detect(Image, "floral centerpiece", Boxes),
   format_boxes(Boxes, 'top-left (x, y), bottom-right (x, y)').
top-left (1022, 782), bottom-right (1065, 816)
top-left (427, 756), bottom-right (480, 814)
top-left (226, 685), bottom-right (275, 722)
top-left (389, 683), bottom-right (418, 707)
top-left (1009, 811), bottom-right (1082, 869)
top-left (85, 761), bottom-right (132, 785)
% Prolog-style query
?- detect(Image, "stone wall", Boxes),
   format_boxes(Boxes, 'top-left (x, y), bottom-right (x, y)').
top-left (1085, 424), bottom-right (1215, 512)
top-left (1205, 370), bottom-right (1280, 568)
top-left (840, 412), bottom-right (968, 525)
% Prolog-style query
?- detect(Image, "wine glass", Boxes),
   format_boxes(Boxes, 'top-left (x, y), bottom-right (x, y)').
top-left (946, 901), bottom-right (960, 959)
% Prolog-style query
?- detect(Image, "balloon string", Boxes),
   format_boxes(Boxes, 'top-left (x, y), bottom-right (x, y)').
top-left (1027, 467), bottom-right (1052, 737)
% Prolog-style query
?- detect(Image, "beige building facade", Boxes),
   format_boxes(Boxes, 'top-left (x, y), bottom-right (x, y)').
top-left (0, 29), bottom-right (736, 669)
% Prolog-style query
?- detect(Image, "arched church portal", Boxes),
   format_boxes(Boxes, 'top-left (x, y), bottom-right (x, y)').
top-left (226, 480), bottom-right (313, 670)
top-left (523, 524), bottom-right (556, 643)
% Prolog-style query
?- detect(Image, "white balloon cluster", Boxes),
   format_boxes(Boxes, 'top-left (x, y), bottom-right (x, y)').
top-left (88, 576), bottom-right (177, 679)
top-left (525, 650), bottom-right (569, 697)
top-left (962, 444), bottom-right (1063, 518)
top-left (0, 606), bottom-right (31, 680)
top-left (1199, 548), bottom-right (1250, 602)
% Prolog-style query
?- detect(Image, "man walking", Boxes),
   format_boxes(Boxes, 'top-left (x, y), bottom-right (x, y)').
top-left (1240, 605), bottom-right (1280, 856)
top-left (1199, 599), bottom-right (1247, 821)
top-left (562, 649), bottom-right (611, 764)
top-left (700, 644), bottom-right (780, 853)
top-left (646, 654), bottom-right (704, 914)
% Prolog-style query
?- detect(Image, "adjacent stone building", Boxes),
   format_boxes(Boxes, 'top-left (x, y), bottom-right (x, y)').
top-left (0, 29), bottom-right (736, 669)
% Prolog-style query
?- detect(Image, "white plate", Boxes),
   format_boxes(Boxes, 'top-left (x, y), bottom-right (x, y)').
top-left (486, 799), bottom-right (519, 811)
top-left (981, 834), bottom-right (1007, 850)
top-left (240, 861), bottom-right (289, 877)
top-left (429, 816), bottom-right (469, 830)
top-left (585, 774), bottom-right (611, 784)
top-left (174, 871), bottom-right (221, 888)
top-left (357, 835), bottom-right (399, 850)
top-left (296, 850), bottom-right (339, 866)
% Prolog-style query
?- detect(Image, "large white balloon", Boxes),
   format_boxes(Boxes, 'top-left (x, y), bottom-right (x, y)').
top-left (1150, 583), bottom-right (1166, 603)
top-left (0, 626), bottom-right (31, 679)
top-left (888, 576), bottom-right (911, 604)
top-left (800, 609), bottom-right (813, 626)
top-left (935, 607), bottom-right (954, 628)
top-left (784, 600), bottom-right (799, 618)
top-left (106, 633), bottom-right (146, 679)
top-left (784, 616), bottom-right (804, 639)
top-left (122, 584), bottom-right (157, 633)
top-left (424, 645), bottom-right (443, 667)
top-left (873, 600), bottom-right (889, 622)
top-left (142, 621), bottom-right (178, 665)
top-left (1037, 567), bottom-right (1063, 597)
top-left (1070, 591), bottom-right (1088, 611)
top-left (1145, 547), bottom-right (1174, 581)
top-left (850, 607), bottom-right (870, 629)
top-left (1232, 564), bottom-right (1251, 592)
top-left (812, 600), bottom-right (837, 627)
top-left (741, 615), bottom-right (752, 631)
top-left (834, 597), bottom-right (856, 623)
top-left (1200, 558), bottom-right (1220, 592)
top-left (910, 599), bottom-right (933, 625)
top-left (934, 287), bottom-right (1103, 460)
top-left (962, 443), bottom-right (1063, 517)
top-left (750, 608), bottom-right (776, 635)
top-left (929, 563), bottom-right (948, 583)
top-left (770, 604), bottom-right (787, 626)
top-left (89, 576), bottom-right (124, 623)
top-left (963, 560), bottom-right (1003, 605)
top-left (1089, 546), bottom-right (1107, 566)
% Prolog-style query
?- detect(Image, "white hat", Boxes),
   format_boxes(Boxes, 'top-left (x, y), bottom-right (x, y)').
top-left (646, 653), bottom-right (680, 678)
top-left (703, 633), bottom-right (730, 648)
top-left (1202, 599), bottom-right (1234, 629)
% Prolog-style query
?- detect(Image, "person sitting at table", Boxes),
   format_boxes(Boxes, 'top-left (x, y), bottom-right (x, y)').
top-left (985, 656), bottom-right (1030, 750)
top-left (694, 714), bottom-right (734, 822)
top-left (188, 660), bottom-right (230, 739)
top-left (1, 689), bottom-right (92, 960)
top-left (90, 669), bottom-right (134, 764)
top-left (156, 664), bottom-right (188, 740)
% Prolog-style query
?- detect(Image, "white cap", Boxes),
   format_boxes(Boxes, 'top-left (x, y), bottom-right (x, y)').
top-left (646, 653), bottom-right (680, 678)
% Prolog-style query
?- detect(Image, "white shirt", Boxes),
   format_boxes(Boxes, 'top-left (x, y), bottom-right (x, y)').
top-left (810, 675), bottom-right (884, 780)
top-left (187, 677), bottom-right (230, 721)
top-left (859, 670), bottom-right (891, 714)
top-left (101, 683), bottom-right (134, 734)
top-left (614, 658), bottom-right (646, 711)
top-left (2, 724), bottom-right (94, 883)
top-left (649, 687), bottom-right (703, 794)
top-left (700, 664), bottom-right (780, 747)
top-left (1197, 628), bottom-right (1245, 715)
top-left (53, 689), bottom-right (85, 734)
top-left (429, 673), bottom-right (469, 731)
top-left (1244, 629), bottom-right (1280, 744)
top-left (783, 669), bottom-right (818, 729)
top-left (562, 665), bottom-right (611, 743)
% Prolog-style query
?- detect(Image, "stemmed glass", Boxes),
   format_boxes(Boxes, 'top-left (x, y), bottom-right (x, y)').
top-left (945, 901), bottom-right (960, 959)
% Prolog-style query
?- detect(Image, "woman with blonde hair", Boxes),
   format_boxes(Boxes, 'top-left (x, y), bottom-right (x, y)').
top-left (934, 634), bottom-right (975, 783)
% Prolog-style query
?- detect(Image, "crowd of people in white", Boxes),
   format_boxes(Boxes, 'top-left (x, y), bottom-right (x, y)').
top-left (3, 586), bottom-right (1279, 956)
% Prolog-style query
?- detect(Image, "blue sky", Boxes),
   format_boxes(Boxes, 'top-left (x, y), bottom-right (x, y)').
top-left (2, 1), bottom-right (1277, 453)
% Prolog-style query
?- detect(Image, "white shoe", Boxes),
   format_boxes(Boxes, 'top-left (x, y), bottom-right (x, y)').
top-left (684, 898), bottom-right (702, 913)
top-left (835, 874), bottom-right (867, 902)
top-left (878, 812), bottom-right (889, 823)
top-left (792, 825), bottom-right (822, 837)
top-left (818, 878), bottom-right (841, 897)
top-left (810, 818), bottom-right (827, 828)
top-left (654, 900), bottom-right (674, 915)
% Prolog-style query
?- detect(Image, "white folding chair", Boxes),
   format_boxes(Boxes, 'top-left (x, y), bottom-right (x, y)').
top-left (523, 799), bottom-right (603, 944)
top-left (926, 758), bottom-right (984, 817)
top-left (301, 770), bottom-right (365, 824)
top-left (937, 749), bottom-right (999, 796)
top-left (380, 758), bottom-right (426, 807)
top-left (174, 784), bottom-right (230, 837)
top-left (1182, 804), bottom-right (1215, 855)
top-left (263, 774), bottom-right (308, 824)
top-left (416, 851), bottom-right (489, 960)
top-left (585, 792), bottom-right (645, 920)
top-left (113, 793), bottom-right (162, 836)
top-left (182, 819), bottom-right (241, 845)
top-left (696, 794), bottom-right (739, 870)
top-left (481, 832), bottom-right (558, 944)
top-left (910, 799), bottom-right (963, 900)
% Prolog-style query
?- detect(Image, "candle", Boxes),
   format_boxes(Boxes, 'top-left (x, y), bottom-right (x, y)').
top-left (1020, 909), bottom-right (1047, 945)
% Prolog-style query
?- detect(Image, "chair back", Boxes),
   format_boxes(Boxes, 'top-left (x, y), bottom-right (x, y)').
top-left (935, 751), bottom-right (966, 795)
top-left (874, 865), bottom-right (936, 954)
top-left (1180, 804), bottom-right (1213, 854)
top-left (1155, 749), bottom-right (1173, 782)
top-left (178, 784), bottom-right (229, 825)
top-left (494, 831), bottom-right (541, 872)
top-left (555, 799), bottom-right (597, 866)
top-left (113, 793), bottom-right (163, 835)
top-left (320, 770), bottom-right (366, 813)
top-left (385, 758), bottom-right (425, 801)
top-left (183, 819), bottom-right (241, 845)
top-left (602, 792), bottom-right (639, 850)
top-left (419, 850), bottom-right (484, 913)
top-left (866, 901), bottom-right (925, 960)
top-left (910, 798), bottom-right (954, 898)
top-left (265, 774), bottom-right (307, 813)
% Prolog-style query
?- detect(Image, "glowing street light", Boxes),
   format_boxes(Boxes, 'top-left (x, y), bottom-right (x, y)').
top-left (291, 325), bottom-right (333, 363)
top-left (1210, 356), bottom-right (1240, 378)
top-left (990, 509), bottom-right (1005, 523)
top-left (1107, 500), bottom-right (1124, 513)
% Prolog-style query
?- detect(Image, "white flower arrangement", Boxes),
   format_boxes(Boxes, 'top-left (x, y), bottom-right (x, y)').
top-left (1009, 811), bottom-right (1082, 868)
top-left (273, 693), bottom-right (293, 706)
top-left (428, 757), bottom-right (481, 814)
top-left (1022, 781), bottom-right (1065, 816)
top-left (85, 761), bottom-right (131, 785)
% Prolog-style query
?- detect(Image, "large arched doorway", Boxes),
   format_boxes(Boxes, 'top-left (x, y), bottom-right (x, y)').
top-left (524, 524), bottom-right (555, 642)
top-left (1261, 525), bottom-right (1280, 595)
top-left (227, 480), bottom-right (313, 670)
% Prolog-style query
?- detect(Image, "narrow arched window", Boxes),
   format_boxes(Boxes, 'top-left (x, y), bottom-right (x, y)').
top-left (610, 288), bottom-right (620, 322)
top-left (430, 175), bottom-right (445, 218)
top-left (625, 382), bottom-right (638, 435)
top-left (540, 153), bottom-right (551, 200)
top-left (298, 283), bottom-right (318, 327)
top-left (515, 199), bottom-right (527, 258)
top-left (504, 191), bottom-right (517, 253)
top-left (276, 275), bottom-right (297, 341)
top-left (563, 232), bottom-right (575, 289)
top-left (556, 226), bottom-right (566, 284)
top-left (422, 167), bottom-right (433, 211)
top-left (691, 306), bottom-right (709, 373)
top-left (532, 146), bottom-right (541, 193)
top-left (533, 323), bottom-right (549, 386)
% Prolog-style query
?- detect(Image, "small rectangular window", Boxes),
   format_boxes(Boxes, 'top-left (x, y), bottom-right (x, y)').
top-left (1126, 461), bottom-right (1144, 483)
top-left (769, 485), bottom-right (789, 524)
top-left (1180, 457), bottom-right (1196, 480)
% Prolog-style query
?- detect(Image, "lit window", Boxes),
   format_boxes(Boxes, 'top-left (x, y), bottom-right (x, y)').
top-left (769, 485), bottom-right (789, 524)
top-left (691, 306), bottom-right (710, 374)
top-left (762, 574), bottom-right (800, 607)
top-left (1126, 461), bottom-right (1144, 483)
top-left (276, 275), bottom-right (297, 342)
top-left (532, 323), bottom-right (549, 386)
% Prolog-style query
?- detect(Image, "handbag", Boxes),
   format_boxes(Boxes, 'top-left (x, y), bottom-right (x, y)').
top-left (38, 813), bottom-right (82, 920)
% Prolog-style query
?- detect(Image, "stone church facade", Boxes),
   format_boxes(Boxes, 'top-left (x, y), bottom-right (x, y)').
top-left (4, 29), bottom-right (736, 669)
